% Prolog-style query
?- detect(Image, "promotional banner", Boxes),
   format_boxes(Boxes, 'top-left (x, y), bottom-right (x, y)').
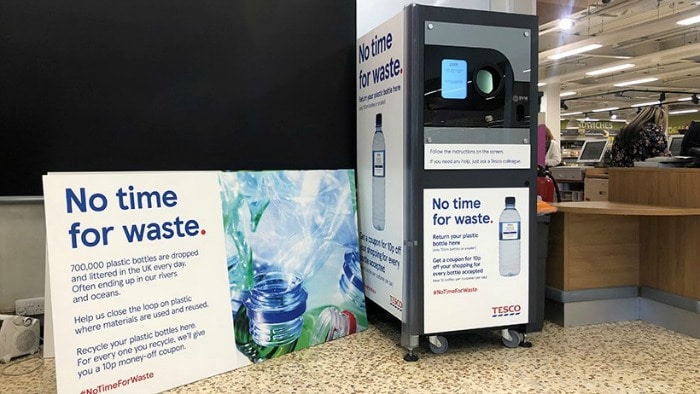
top-left (43, 170), bottom-right (364, 393)
top-left (356, 11), bottom-right (406, 319)
top-left (422, 187), bottom-right (529, 333)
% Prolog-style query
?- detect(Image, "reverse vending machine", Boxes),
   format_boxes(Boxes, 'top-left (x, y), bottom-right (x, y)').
top-left (357, 5), bottom-right (538, 359)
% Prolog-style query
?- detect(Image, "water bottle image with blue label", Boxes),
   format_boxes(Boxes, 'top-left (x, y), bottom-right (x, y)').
top-left (498, 196), bottom-right (521, 277)
top-left (372, 113), bottom-right (385, 231)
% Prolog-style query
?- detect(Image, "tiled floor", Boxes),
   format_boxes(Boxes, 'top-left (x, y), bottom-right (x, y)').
top-left (2, 309), bottom-right (699, 393)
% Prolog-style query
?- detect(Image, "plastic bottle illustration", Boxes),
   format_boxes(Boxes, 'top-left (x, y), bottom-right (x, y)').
top-left (498, 196), bottom-right (521, 277)
top-left (300, 250), bottom-right (368, 348)
top-left (222, 170), bottom-right (363, 363)
top-left (220, 172), bottom-right (270, 318)
top-left (372, 113), bottom-right (386, 231)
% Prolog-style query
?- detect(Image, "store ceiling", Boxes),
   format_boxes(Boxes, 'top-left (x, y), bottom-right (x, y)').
top-left (536, 0), bottom-right (700, 121)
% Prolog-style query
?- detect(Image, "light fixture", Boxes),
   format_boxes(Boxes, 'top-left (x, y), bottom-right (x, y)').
top-left (609, 111), bottom-right (617, 120)
top-left (659, 92), bottom-right (667, 103)
top-left (548, 44), bottom-right (602, 60)
top-left (592, 106), bottom-right (619, 112)
top-left (558, 18), bottom-right (575, 30)
top-left (560, 100), bottom-right (569, 110)
top-left (560, 91), bottom-right (577, 97)
top-left (631, 101), bottom-right (660, 107)
top-left (561, 111), bottom-right (583, 116)
top-left (537, 82), bottom-right (546, 87)
top-left (613, 77), bottom-right (658, 87)
top-left (677, 15), bottom-right (700, 26)
top-left (669, 109), bottom-right (699, 115)
top-left (693, 94), bottom-right (699, 104)
top-left (585, 64), bottom-right (635, 76)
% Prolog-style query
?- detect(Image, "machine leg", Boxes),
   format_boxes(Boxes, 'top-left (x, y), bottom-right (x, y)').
top-left (401, 331), bottom-right (420, 362)
top-left (403, 348), bottom-right (419, 362)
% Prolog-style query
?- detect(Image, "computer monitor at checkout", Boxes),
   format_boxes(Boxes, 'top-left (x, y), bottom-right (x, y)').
top-left (577, 139), bottom-right (608, 164)
top-left (668, 134), bottom-right (684, 156)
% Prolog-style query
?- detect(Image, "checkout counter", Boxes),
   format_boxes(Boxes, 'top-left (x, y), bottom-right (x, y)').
top-left (545, 167), bottom-right (700, 339)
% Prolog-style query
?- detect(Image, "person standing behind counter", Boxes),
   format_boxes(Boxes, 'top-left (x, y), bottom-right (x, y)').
top-left (544, 126), bottom-right (562, 167)
top-left (609, 106), bottom-right (668, 167)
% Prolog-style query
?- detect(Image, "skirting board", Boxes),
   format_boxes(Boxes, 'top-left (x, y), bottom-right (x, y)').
top-left (545, 297), bottom-right (640, 327)
top-left (640, 298), bottom-right (700, 339)
top-left (545, 294), bottom-right (700, 339)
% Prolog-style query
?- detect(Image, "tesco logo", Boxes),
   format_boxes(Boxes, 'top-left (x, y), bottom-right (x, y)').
top-left (491, 304), bottom-right (521, 317)
top-left (389, 295), bottom-right (403, 311)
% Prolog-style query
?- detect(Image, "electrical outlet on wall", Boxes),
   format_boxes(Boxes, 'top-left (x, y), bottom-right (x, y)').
top-left (15, 297), bottom-right (45, 316)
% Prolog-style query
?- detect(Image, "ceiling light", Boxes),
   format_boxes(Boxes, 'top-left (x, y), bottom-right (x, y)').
top-left (610, 111), bottom-right (617, 120)
top-left (537, 82), bottom-right (546, 87)
top-left (560, 91), bottom-right (577, 97)
top-left (613, 77), bottom-right (658, 87)
top-left (631, 101), bottom-right (660, 107)
top-left (678, 97), bottom-right (692, 102)
top-left (548, 44), bottom-right (602, 60)
top-left (558, 18), bottom-right (575, 30)
top-left (677, 15), bottom-right (700, 26)
top-left (560, 101), bottom-right (569, 110)
top-left (659, 92), bottom-right (667, 103)
top-left (693, 94), bottom-right (699, 104)
top-left (669, 109), bottom-right (699, 115)
top-left (585, 64), bottom-right (635, 76)
top-left (561, 111), bottom-right (583, 116)
top-left (592, 107), bottom-right (619, 112)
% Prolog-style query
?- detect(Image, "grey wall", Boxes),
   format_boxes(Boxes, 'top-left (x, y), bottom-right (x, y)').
top-left (0, 201), bottom-right (46, 313)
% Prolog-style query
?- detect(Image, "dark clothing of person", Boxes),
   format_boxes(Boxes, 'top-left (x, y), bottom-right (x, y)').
top-left (609, 122), bottom-right (667, 167)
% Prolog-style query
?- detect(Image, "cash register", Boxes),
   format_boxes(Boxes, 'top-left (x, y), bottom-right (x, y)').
top-left (551, 139), bottom-right (607, 181)
top-left (634, 134), bottom-right (694, 167)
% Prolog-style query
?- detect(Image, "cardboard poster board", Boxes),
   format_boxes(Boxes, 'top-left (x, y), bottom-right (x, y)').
top-left (43, 170), bottom-right (364, 393)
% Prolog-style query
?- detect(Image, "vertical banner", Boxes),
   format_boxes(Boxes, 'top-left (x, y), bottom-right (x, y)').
top-left (43, 170), bottom-right (365, 393)
top-left (357, 11), bottom-right (406, 319)
top-left (422, 187), bottom-right (529, 333)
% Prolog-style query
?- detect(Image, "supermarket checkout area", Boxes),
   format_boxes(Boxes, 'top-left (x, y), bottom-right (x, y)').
top-left (544, 167), bottom-right (700, 339)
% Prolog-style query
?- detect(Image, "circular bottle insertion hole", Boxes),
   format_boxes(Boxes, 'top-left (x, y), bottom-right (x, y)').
top-left (474, 65), bottom-right (503, 96)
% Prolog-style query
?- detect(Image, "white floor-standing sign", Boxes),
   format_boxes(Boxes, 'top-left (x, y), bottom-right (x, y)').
top-left (43, 172), bottom-right (245, 393)
top-left (44, 170), bottom-right (366, 393)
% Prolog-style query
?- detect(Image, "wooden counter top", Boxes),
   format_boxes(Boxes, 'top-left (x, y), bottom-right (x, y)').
top-left (551, 201), bottom-right (700, 216)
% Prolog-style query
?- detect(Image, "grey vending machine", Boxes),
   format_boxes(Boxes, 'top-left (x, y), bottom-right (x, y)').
top-left (356, 5), bottom-right (538, 360)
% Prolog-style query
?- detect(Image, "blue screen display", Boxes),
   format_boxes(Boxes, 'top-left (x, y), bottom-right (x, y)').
top-left (441, 59), bottom-right (467, 99)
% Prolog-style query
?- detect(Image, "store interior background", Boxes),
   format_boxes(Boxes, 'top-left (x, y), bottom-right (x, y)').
top-left (2, 0), bottom-right (700, 317)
